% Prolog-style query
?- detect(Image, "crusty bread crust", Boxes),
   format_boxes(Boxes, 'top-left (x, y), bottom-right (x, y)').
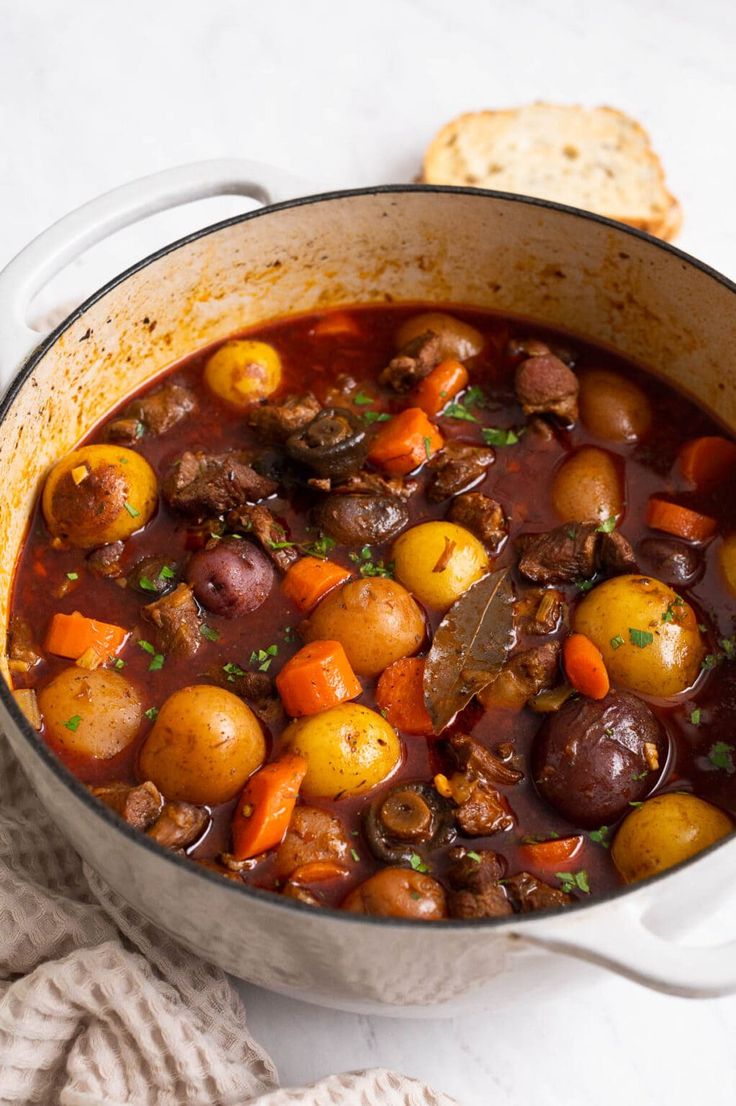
top-left (422, 103), bottom-right (682, 241)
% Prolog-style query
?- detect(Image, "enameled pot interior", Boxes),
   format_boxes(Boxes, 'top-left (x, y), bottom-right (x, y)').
top-left (2, 185), bottom-right (736, 936)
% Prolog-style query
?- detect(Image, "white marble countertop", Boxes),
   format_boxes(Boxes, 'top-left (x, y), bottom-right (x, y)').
top-left (3, 1), bottom-right (736, 1102)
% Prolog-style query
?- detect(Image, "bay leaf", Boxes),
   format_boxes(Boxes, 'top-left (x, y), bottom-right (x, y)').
top-left (423, 568), bottom-right (515, 734)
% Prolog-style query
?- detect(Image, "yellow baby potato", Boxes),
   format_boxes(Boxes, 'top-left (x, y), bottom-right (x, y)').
top-left (282, 703), bottom-right (402, 799)
top-left (551, 446), bottom-right (623, 523)
top-left (573, 574), bottom-right (705, 697)
top-left (579, 369), bottom-right (652, 442)
top-left (138, 684), bottom-right (265, 805)
top-left (39, 667), bottom-right (143, 762)
top-left (612, 793), bottom-right (733, 883)
top-left (392, 521), bottom-right (489, 609)
top-left (204, 339), bottom-right (282, 408)
top-left (42, 444), bottom-right (157, 548)
top-left (395, 312), bottom-right (484, 361)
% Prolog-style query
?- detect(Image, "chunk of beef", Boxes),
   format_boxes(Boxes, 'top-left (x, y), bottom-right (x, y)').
top-left (163, 450), bottom-right (278, 519)
top-left (147, 801), bottom-right (208, 849)
top-left (312, 493), bottom-right (409, 547)
top-left (274, 806), bottom-right (351, 881)
top-left (226, 504), bottom-right (299, 573)
top-left (7, 617), bottom-right (43, 670)
top-left (456, 783), bottom-right (514, 836)
top-left (448, 491), bottom-right (507, 548)
top-left (379, 331), bottom-right (442, 393)
top-left (515, 353), bottom-right (579, 422)
top-left (206, 664), bottom-right (283, 730)
top-left (426, 442), bottom-right (494, 502)
top-left (325, 472), bottom-right (418, 500)
top-left (504, 871), bottom-right (572, 912)
top-left (448, 733), bottom-right (523, 786)
top-left (246, 393), bottom-right (322, 443)
top-left (516, 522), bottom-right (636, 585)
top-left (446, 848), bottom-right (513, 919)
top-left (86, 541), bottom-right (125, 578)
top-left (90, 780), bottom-right (164, 829)
top-left (517, 587), bottom-right (566, 635)
top-left (107, 383), bottom-right (197, 441)
top-left (143, 582), bottom-right (201, 657)
top-left (478, 642), bottom-right (562, 711)
top-left (105, 417), bottom-right (143, 444)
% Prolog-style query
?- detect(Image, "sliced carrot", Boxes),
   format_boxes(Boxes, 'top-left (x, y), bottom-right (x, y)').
top-left (276, 640), bottom-right (362, 717)
top-left (411, 359), bottom-right (469, 417)
top-left (518, 835), bottom-right (584, 870)
top-left (375, 657), bottom-right (434, 736)
top-left (312, 311), bottom-right (361, 338)
top-left (230, 754), bottom-right (308, 861)
top-left (290, 859), bottom-right (350, 883)
top-left (678, 436), bottom-right (736, 490)
top-left (647, 497), bottom-right (717, 542)
top-left (45, 610), bottom-right (128, 661)
top-left (281, 557), bottom-right (351, 612)
top-left (368, 407), bottom-right (444, 475)
top-left (563, 633), bottom-right (610, 700)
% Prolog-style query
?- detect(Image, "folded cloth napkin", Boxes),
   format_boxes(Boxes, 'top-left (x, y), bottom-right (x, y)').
top-left (0, 739), bottom-right (456, 1106)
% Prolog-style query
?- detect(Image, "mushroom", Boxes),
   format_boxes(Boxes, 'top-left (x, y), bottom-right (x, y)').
top-left (286, 407), bottom-right (368, 479)
top-left (364, 781), bottom-right (456, 864)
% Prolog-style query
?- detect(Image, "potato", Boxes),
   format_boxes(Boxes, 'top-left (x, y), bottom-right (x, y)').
top-left (552, 447), bottom-right (623, 524)
top-left (138, 684), bottom-right (265, 805)
top-left (579, 369), bottom-right (652, 442)
top-left (302, 578), bottom-right (425, 676)
top-left (718, 534), bottom-right (736, 597)
top-left (282, 703), bottom-right (402, 799)
top-left (573, 574), bottom-right (705, 697)
top-left (392, 521), bottom-right (489, 609)
top-left (42, 444), bottom-right (157, 548)
top-left (342, 867), bottom-right (447, 919)
top-left (204, 339), bottom-right (282, 408)
top-left (612, 793), bottom-right (733, 883)
top-left (396, 312), bottom-right (484, 361)
top-left (39, 667), bottom-right (142, 761)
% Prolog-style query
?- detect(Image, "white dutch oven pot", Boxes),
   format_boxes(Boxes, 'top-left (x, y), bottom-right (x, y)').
top-left (0, 160), bottom-right (735, 1014)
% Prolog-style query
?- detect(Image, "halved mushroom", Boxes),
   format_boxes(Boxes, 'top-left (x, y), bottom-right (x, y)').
top-left (286, 407), bottom-right (368, 479)
top-left (364, 781), bottom-right (455, 864)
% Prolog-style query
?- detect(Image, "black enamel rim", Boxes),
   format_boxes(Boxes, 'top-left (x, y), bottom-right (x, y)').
top-left (2, 183), bottom-right (735, 934)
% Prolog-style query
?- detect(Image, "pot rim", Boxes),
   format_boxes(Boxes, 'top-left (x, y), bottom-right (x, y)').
top-left (2, 182), bottom-right (735, 932)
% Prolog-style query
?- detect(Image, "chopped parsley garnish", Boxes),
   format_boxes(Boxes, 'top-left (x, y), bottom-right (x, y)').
top-left (610, 634), bottom-right (625, 650)
top-left (144, 706), bottom-right (159, 721)
top-left (349, 545), bottom-right (394, 578)
top-left (629, 627), bottom-right (654, 649)
top-left (353, 390), bottom-right (374, 406)
top-left (482, 426), bottom-right (521, 447)
top-left (250, 645), bottom-right (278, 671)
top-left (589, 827), bottom-right (609, 847)
top-left (423, 436), bottom-right (432, 460)
top-left (556, 870), bottom-right (590, 894)
top-left (662, 596), bottom-right (685, 623)
top-left (409, 853), bottom-right (429, 873)
top-left (123, 501), bottom-right (140, 518)
top-left (350, 848), bottom-right (360, 862)
top-left (576, 579), bottom-right (595, 593)
top-left (444, 401), bottom-right (479, 423)
top-left (268, 540), bottom-right (297, 550)
top-left (66, 571), bottom-right (79, 581)
top-left (159, 564), bottom-right (176, 580)
top-left (282, 626), bottom-right (297, 643)
top-left (138, 640), bottom-right (164, 670)
top-left (302, 534), bottom-right (336, 559)
top-left (223, 662), bottom-right (246, 680)
top-left (708, 741), bottom-right (735, 773)
top-left (134, 421), bottom-right (145, 439)
top-left (721, 636), bottom-right (736, 661)
top-left (631, 769), bottom-right (649, 781)
top-left (201, 624), bottom-right (220, 642)
top-left (138, 640), bottom-right (155, 655)
top-left (112, 657), bottom-right (125, 670)
top-left (702, 653), bottom-right (722, 672)
top-left (63, 714), bottom-right (82, 732)
top-left (629, 801), bottom-right (643, 808)
top-left (596, 516), bottom-right (617, 533)
top-left (362, 410), bottom-right (391, 424)
top-left (138, 575), bottom-right (157, 592)
top-left (690, 708), bottom-right (702, 726)
top-left (466, 851), bottom-right (482, 863)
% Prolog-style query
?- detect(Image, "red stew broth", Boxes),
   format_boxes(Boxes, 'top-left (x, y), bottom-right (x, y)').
top-left (10, 304), bottom-right (736, 905)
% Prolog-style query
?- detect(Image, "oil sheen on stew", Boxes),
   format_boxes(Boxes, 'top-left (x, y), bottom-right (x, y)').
top-left (9, 305), bottom-right (736, 921)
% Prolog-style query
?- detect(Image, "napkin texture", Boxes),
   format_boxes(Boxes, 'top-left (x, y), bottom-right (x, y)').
top-left (0, 739), bottom-right (456, 1106)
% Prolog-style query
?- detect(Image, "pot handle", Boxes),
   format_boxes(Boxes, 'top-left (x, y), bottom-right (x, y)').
top-left (0, 158), bottom-right (317, 378)
top-left (516, 846), bottom-right (736, 997)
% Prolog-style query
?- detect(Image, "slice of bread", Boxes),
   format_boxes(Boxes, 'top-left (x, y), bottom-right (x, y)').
top-left (422, 103), bottom-right (682, 240)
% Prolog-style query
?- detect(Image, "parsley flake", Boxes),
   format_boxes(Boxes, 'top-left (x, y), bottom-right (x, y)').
top-left (690, 708), bottom-right (702, 726)
top-left (610, 634), bottom-right (625, 650)
top-left (576, 579), bottom-right (595, 593)
top-left (482, 426), bottom-right (521, 447)
top-left (596, 516), bottom-right (617, 533)
top-left (159, 564), bottom-right (176, 580)
top-left (353, 390), bottom-right (374, 406)
top-left (201, 625), bottom-right (220, 642)
top-left (556, 870), bottom-right (590, 894)
top-left (302, 534), bottom-right (336, 559)
top-left (138, 640), bottom-right (155, 655)
top-left (362, 410), bottom-right (391, 424)
top-left (138, 575), bottom-right (157, 592)
top-left (423, 436), bottom-right (432, 460)
top-left (409, 853), bottom-right (429, 873)
top-left (466, 851), bottom-right (482, 863)
top-left (250, 645), bottom-right (278, 672)
top-left (350, 848), bottom-right (360, 862)
top-left (589, 827), bottom-right (610, 847)
top-left (223, 662), bottom-right (246, 680)
top-left (444, 401), bottom-right (479, 423)
top-left (123, 501), bottom-right (140, 518)
top-left (63, 714), bottom-right (82, 732)
top-left (708, 741), bottom-right (735, 773)
top-left (144, 706), bottom-right (159, 721)
top-left (112, 658), bottom-right (125, 670)
top-left (349, 545), bottom-right (394, 578)
top-left (148, 653), bottom-right (165, 672)
top-left (66, 571), bottom-right (79, 581)
top-left (629, 627), bottom-right (654, 649)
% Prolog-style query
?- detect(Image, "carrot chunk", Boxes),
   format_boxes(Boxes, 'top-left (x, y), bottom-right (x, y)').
top-left (276, 640), bottom-right (362, 717)
top-left (412, 359), bottom-right (469, 417)
top-left (563, 633), bottom-right (610, 700)
top-left (375, 657), bottom-right (434, 735)
top-left (518, 835), bottom-right (584, 870)
top-left (230, 754), bottom-right (308, 860)
top-left (45, 610), bottom-right (128, 661)
top-left (289, 859), bottom-right (350, 883)
top-left (281, 557), bottom-right (351, 612)
top-left (368, 407), bottom-right (444, 475)
top-left (312, 311), bottom-right (361, 338)
top-left (647, 497), bottom-right (717, 542)
top-left (678, 435), bottom-right (736, 490)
